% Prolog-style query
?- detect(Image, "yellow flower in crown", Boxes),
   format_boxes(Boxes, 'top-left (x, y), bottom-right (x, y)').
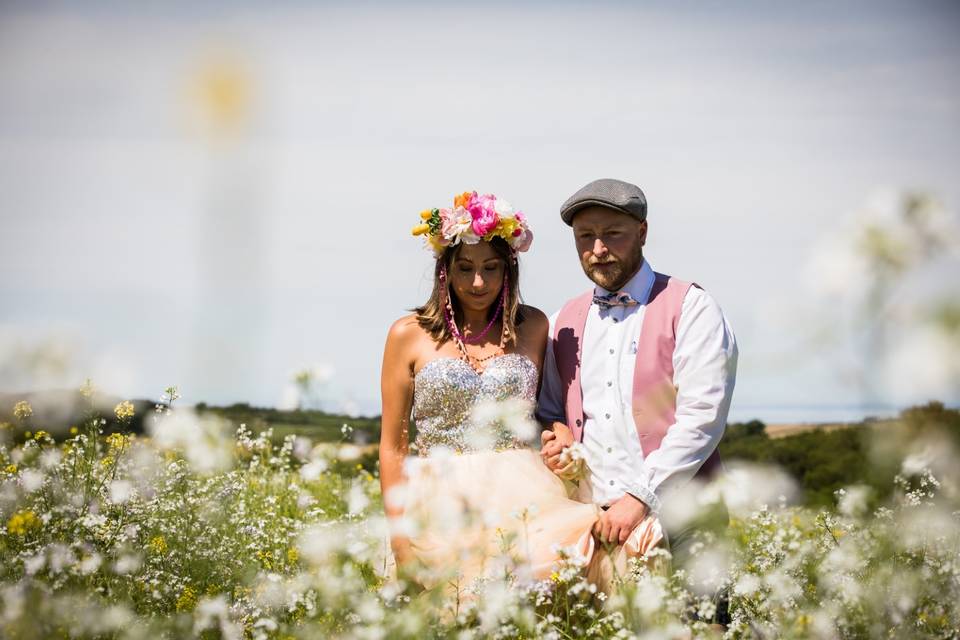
top-left (411, 191), bottom-right (533, 257)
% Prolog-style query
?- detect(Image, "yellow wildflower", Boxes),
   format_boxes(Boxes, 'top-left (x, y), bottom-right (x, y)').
top-left (4, 464), bottom-right (16, 474)
top-left (149, 536), bottom-right (168, 555)
top-left (33, 430), bottom-right (51, 443)
top-left (69, 426), bottom-right (79, 435)
top-left (13, 401), bottom-right (33, 421)
top-left (550, 571), bottom-right (561, 583)
top-left (114, 401), bottom-right (135, 422)
top-left (79, 378), bottom-right (96, 399)
top-left (106, 433), bottom-right (128, 450)
top-left (411, 223), bottom-right (430, 236)
top-left (419, 209), bottom-right (433, 220)
top-left (176, 585), bottom-right (197, 612)
top-left (256, 549), bottom-right (273, 569)
top-left (7, 510), bottom-right (41, 536)
top-left (287, 547), bottom-right (299, 564)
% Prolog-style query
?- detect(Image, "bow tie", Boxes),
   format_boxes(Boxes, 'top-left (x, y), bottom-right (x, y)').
top-left (593, 291), bottom-right (640, 310)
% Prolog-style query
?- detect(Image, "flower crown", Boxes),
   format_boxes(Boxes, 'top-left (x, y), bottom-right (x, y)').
top-left (411, 191), bottom-right (533, 257)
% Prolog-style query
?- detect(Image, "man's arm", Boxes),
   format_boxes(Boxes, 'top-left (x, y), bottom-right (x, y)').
top-left (537, 312), bottom-right (574, 468)
top-left (638, 286), bottom-right (738, 506)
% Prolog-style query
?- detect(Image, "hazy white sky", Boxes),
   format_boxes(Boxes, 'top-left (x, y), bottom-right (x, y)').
top-left (1, 1), bottom-right (959, 420)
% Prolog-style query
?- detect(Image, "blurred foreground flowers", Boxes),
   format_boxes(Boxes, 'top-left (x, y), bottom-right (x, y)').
top-left (0, 387), bottom-right (958, 639)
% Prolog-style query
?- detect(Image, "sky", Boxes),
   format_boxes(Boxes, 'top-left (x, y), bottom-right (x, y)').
top-left (1, 1), bottom-right (959, 422)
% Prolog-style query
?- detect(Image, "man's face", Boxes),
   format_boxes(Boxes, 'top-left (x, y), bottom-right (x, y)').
top-left (571, 206), bottom-right (647, 291)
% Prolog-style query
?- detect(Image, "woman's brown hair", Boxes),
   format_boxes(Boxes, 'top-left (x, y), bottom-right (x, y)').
top-left (414, 237), bottom-right (525, 345)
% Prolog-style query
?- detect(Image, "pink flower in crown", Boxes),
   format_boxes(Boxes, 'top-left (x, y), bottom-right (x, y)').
top-left (514, 227), bottom-right (533, 252)
top-left (468, 192), bottom-right (500, 237)
top-left (509, 211), bottom-right (533, 252)
top-left (442, 206), bottom-right (479, 245)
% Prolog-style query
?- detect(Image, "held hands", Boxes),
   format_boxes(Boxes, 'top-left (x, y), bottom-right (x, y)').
top-left (540, 429), bottom-right (573, 472)
top-left (540, 429), bottom-right (587, 480)
top-left (541, 429), bottom-right (649, 545)
top-left (594, 493), bottom-right (649, 546)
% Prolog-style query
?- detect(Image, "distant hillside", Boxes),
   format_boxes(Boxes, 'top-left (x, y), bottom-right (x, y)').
top-left (0, 390), bottom-right (381, 443)
top-left (721, 402), bottom-right (960, 507)
top-left (195, 402), bottom-right (381, 443)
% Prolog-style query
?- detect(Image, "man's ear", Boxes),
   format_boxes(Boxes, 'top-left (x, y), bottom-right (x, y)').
top-left (638, 220), bottom-right (648, 247)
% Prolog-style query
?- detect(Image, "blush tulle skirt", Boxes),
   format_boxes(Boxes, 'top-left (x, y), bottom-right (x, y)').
top-left (393, 448), bottom-right (665, 593)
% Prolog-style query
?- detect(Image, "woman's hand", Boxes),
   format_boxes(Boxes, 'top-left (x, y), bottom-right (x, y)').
top-left (540, 425), bottom-right (574, 472)
top-left (391, 534), bottom-right (415, 566)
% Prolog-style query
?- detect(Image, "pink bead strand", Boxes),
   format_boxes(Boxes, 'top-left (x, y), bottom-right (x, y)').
top-left (440, 267), bottom-right (508, 345)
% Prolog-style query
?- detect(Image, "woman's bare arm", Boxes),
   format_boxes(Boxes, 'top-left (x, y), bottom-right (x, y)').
top-left (379, 316), bottom-right (418, 563)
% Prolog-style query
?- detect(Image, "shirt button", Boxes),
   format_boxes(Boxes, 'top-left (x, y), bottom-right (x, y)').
top-left (607, 447), bottom-right (613, 453)
top-left (605, 413), bottom-right (611, 419)
top-left (609, 480), bottom-right (615, 486)
top-left (609, 348), bottom-right (614, 354)
top-left (613, 318), bottom-right (619, 323)
top-left (607, 381), bottom-right (612, 387)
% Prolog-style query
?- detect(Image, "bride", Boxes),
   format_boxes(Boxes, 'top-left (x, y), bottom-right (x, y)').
top-left (379, 191), bottom-right (659, 594)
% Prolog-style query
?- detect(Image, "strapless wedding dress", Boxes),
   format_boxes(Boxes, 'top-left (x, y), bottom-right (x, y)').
top-left (399, 354), bottom-right (599, 591)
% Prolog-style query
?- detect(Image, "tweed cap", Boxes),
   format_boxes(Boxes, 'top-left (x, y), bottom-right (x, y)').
top-left (560, 178), bottom-right (647, 225)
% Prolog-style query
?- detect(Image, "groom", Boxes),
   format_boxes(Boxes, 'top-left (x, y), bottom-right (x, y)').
top-left (537, 178), bottom-right (738, 584)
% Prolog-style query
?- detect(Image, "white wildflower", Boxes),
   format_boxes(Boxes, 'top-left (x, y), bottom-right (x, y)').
top-left (109, 480), bottom-right (134, 504)
top-left (299, 524), bottom-right (342, 564)
top-left (24, 554), bottom-right (45, 576)
top-left (299, 459), bottom-right (328, 482)
top-left (837, 485), bottom-right (871, 517)
top-left (21, 469), bottom-right (44, 492)
top-left (337, 444), bottom-right (363, 462)
top-left (347, 481), bottom-right (370, 515)
top-left (113, 554), bottom-right (141, 575)
top-left (147, 409), bottom-right (233, 473)
top-left (79, 553), bottom-right (102, 575)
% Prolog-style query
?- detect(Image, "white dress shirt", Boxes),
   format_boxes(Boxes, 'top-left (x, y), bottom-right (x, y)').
top-left (538, 260), bottom-right (738, 513)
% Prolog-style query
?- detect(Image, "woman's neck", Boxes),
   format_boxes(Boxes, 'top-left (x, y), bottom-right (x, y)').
top-left (459, 308), bottom-right (491, 333)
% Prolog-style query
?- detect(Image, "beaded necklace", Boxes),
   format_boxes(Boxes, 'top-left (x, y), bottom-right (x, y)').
top-left (440, 266), bottom-right (511, 373)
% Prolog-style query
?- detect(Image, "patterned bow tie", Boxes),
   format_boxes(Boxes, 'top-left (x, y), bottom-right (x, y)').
top-left (592, 291), bottom-right (640, 310)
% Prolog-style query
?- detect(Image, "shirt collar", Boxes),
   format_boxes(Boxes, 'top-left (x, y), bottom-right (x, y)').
top-left (595, 259), bottom-right (654, 304)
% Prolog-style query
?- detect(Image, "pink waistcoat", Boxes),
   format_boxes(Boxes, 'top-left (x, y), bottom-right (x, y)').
top-left (553, 272), bottom-right (721, 481)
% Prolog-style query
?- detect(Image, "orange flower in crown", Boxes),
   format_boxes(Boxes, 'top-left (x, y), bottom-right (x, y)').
top-left (411, 191), bottom-right (534, 257)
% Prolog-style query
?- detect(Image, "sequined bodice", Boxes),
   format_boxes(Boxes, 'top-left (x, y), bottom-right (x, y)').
top-left (412, 354), bottom-right (538, 456)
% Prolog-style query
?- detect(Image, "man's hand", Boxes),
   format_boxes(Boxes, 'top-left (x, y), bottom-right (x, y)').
top-left (594, 493), bottom-right (649, 546)
top-left (540, 428), bottom-right (573, 472)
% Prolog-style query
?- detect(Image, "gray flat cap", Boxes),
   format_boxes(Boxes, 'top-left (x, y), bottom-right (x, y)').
top-left (560, 178), bottom-right (647, 225)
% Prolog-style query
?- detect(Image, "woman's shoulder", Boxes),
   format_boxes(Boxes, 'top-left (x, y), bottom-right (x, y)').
top-left (386, 314), bottom-right (427, 344)
top-left (518, 305), bottom-right (549, 334)
top-left (520, 304), bottom-right (550, 326)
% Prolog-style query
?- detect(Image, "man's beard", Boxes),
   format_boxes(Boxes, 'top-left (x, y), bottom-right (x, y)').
top-left (582, 245), bottom-right (644, 291)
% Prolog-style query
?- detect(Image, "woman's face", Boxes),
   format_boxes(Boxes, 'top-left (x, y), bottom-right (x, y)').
top-left (447, 241), bottom-right (505, 315)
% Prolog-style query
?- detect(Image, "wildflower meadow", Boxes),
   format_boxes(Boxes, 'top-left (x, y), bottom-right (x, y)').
top-left (1, 387), bottom-right (958, 640)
